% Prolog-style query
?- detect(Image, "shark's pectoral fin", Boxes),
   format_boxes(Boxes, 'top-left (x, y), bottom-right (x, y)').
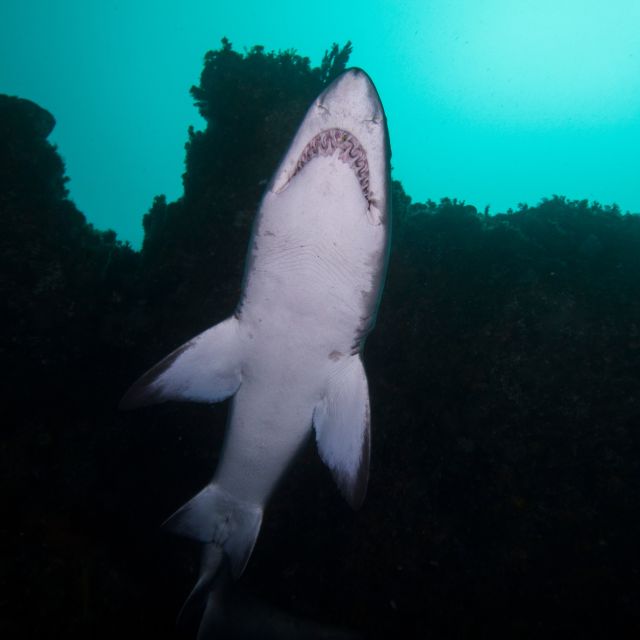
top-left (119, 317), bottom-right (243, 410)
top-left (313, 356), bottom-right (371, 509)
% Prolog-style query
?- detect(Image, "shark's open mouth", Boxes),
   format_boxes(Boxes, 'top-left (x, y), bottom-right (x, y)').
top-left (292, 128), bottom-right (370, 204)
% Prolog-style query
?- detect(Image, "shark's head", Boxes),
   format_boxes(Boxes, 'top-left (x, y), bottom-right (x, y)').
top-left (270, 68), bottom-right (391, 225)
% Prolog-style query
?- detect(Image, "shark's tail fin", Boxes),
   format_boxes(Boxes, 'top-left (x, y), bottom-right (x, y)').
top-left (163, 483), bottom-right (263, 579)
top-left (176, 543), bottom-right (230, 630)
top-left (163, 484), bottom-right (263, 633)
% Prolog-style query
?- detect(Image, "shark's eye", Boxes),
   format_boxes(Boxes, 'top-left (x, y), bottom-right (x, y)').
top-left (317, 102), bottom-right (330, 114)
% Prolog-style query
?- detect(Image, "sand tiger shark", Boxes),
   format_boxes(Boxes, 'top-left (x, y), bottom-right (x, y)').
top-left (120, 68), bottom-right (391, 626)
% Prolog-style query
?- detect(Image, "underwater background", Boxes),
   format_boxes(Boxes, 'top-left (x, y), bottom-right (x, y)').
top-left (2, 2), bottom-right (640, 638)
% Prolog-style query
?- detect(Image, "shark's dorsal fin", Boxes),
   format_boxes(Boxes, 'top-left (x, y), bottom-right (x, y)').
top-left (313, 356), bottom-right (371, 509)
top-left (119, 317), bottom-right (243, 409)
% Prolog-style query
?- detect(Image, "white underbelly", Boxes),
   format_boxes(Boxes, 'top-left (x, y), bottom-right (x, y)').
top-left (213, 376), bottom-right (316, 505)
top-left (215, 155), bottom-right (386, 506)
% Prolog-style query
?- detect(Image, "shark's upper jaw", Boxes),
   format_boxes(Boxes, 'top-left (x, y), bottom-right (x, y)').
top-left (271, 68), bottom-right (390, 224)
top-left (289, 127), bottom-right (371, 204)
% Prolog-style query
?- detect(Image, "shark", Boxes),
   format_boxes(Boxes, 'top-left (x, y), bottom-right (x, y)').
top-left (120, 67), bottom-right (391, 628)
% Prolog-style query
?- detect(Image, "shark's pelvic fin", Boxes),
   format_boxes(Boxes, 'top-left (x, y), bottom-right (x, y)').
top-left (162, 483), bottom-right (263, 579)
top-left (119, 316), bottom-right (243, 410)
top-left (313, 356), bottom-right (371, 509)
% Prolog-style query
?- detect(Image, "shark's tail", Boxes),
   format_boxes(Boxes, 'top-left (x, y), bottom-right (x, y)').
top-left (162, 483), bottom-right (263, 628)
top-left (176, 543), bottom-right (230, 632)
top-left (163, 483), bottom-right (263, 577)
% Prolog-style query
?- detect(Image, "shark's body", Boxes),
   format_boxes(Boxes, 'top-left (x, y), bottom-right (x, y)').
top-left (121, 68), bottom-right (391, 626)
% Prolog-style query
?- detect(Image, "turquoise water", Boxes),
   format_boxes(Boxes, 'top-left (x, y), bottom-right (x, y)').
top-left (2, 0), bottom-right (639, 247)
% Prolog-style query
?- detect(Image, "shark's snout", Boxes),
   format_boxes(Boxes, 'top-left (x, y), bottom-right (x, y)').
top-left (271, 68), bottom-right (389, 200)
top-left (319, 68), bottom-right (384, 123)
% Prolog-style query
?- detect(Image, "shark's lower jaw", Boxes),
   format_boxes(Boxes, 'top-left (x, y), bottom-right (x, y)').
top-left (292, 128), bottom-right (371, 204)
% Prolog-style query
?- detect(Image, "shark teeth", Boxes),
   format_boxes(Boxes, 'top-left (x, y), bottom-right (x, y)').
top-left (292, 128), bottom-right (370, 204)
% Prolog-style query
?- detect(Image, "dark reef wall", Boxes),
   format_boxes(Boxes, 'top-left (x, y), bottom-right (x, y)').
top-left (0, 95), bottom-right (139, 411)
top-left (2, 40), bottom-right (639, 639)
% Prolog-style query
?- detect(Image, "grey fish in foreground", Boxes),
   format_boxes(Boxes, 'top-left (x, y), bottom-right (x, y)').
top-left (120, 68), bottom-right (391, 630)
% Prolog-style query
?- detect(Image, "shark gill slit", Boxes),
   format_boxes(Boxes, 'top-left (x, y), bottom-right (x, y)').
top-left (291, 128), bottom-right (371, 205)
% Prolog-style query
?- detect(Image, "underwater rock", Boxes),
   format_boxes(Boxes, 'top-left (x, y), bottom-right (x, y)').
top-left (0, 94), bottom-right (56, 140)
